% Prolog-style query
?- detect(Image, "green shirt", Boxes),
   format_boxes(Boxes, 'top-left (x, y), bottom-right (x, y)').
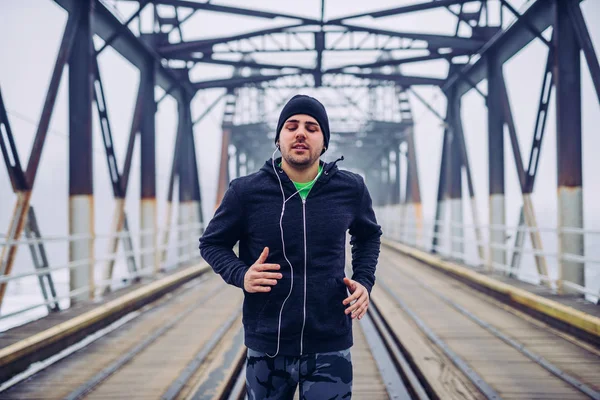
top-left (280, 163), bottom-right (323, 200)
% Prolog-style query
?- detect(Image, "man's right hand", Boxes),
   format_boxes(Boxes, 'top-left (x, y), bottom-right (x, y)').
top-left (244, 247), bottom-right (282, 293)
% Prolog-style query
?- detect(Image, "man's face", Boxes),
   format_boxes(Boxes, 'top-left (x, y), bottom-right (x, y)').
top-left (278, 114), bottom-right (324, 168)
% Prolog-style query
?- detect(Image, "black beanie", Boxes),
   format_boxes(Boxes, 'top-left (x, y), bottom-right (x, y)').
top-left (275, 94), bottom-right (330, 153)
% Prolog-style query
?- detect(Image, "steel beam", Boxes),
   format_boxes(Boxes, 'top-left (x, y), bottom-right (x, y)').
top-left (444, 0), bottom-right (562, 97)
top-left (96, 0), bottom-right (150, 55)
top-left (509, 43), bottom-right (554, 278)
top-left (215, 127), bottom-right (232, 210)
top-left (487, 50), bottom-right (506, 272)
top-left (381, 157), bottom-right (389, 206)
top-left (499, 73), bottom-right (549, 282)
top-left (215, 92), bottom-right (237, 208)
top-left (24, 206), bottom-right (60, 312)
top-left (186, 57), bottom-right (313, 73)
top-left (499, 0), bottom-right (551, 46)
top-left (69, 0), bottom-right (94, 302)
top-left (93, 60), bottom-right (139, 287)
top-left (235, 148), bottom-right (241, 179)
top-left (432, 91), bottom-right (453, 255)
top-left (160, 90), bottom-right (186, 266)
top-left (405, 128), bottom-right (423, 246)
top-left (177, 96), bottom-right (195, 261)
top-left (345, 72), bottom-right (445, 86)
top-left (555, 0), bottom-right (584, 294)
top-left (314, 31), bottom-right (325, 87)
top-left (566, 1), bottom-right (600, 105)
top-left (336, 23), bottom-right (484, 50)
top-left (193, 74), bottom-right (296, 90)
top-left (189, 114), bottom-right (203, 228)
top-left (448, 100), bottom-right (463, 261)
top-left (326, 52), bottom-right (466, 73)
top-left (140, 57), bottom-right (158, 274)
top-left (54, 0), bottom-right (195, 96)
top-left (329, 0), bottom-right (475, 22)
top-left (443, 83), bottom-right (485, 264)
top-left (159, 24), bottom-right (305, 55)
top-left (123, 0), bottom-right (320, 23)
top-left (393, 144), bottom-right (401, 204)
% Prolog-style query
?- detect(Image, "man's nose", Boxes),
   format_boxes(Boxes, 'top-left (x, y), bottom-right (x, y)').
top-left (295, 127), bottom-right (307, 139)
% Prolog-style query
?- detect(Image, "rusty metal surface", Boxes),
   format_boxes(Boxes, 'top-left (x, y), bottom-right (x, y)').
top-left (405, 129), bottom-right (421, 204)
top-left (0, 191), bottom-right (32, 308)
top-left (486, 51), bottom-right (505, 196)
top-left (556, 0), bottom-right (583, 189)
top-left (500, 73), bottom-right (527, 191)
top-left (215, 128), bottom-right (231, 210)
top-left (140, 60), bottom-right (157, 200)
top-left (68, 0), bottom-right (94, 197)
top-left (121, 85), bottom-right (143, 196)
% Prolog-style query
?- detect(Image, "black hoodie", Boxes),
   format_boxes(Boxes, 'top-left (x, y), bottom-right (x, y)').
top-left (199, 157), bottom-right (382, 356)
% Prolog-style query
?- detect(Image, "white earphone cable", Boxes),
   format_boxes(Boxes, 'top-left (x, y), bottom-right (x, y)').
top-left (266, 146), bottom-right (320, 358)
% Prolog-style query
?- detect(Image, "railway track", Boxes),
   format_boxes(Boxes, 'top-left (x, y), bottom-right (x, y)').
top-left (374, 249), bottom-right (600, 400)
top-left (0, 274), bottom-right (430, 399)
top-left (1, 247), bottom-right (599, 399)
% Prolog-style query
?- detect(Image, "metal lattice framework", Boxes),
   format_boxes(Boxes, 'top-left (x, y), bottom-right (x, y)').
top-left (0, 0), bottom-right (599, 323)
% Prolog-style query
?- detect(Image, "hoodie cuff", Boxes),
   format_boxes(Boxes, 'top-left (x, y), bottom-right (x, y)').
top-left (233, 265), bottom-right (250, 289)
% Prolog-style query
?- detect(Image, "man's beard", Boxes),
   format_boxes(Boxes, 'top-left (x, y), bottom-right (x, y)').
top-left (282, 147), bottom-right (320, 168)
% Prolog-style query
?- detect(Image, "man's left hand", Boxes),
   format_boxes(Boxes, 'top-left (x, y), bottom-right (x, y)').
top-left (342, 277), bottom-right (369, 320)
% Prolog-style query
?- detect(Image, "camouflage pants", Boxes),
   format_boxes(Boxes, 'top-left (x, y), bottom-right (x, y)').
top-left (245, 348), bottom-right (353, 399)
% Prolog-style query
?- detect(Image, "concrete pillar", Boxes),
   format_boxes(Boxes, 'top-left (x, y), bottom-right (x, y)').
top-left (69, 0), bottom-right (94, 302)
top-left (176, 92), bottom-right (202, 262)
top-left (140, 58), bottom-right (157, 274)
top-left (432, 131), bottom-right (448, 255)
top-left (449, 93), bottom-right (464, 261)
top-left (487, 51), bottom-right (506, 271)
top-left (556, 0), bottom-right (584, 294)
top-left (449, 132), bottom-right (463, 261)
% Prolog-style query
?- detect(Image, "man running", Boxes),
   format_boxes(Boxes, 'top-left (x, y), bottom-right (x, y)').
top-left (199, 94), bottom-right (382, 399)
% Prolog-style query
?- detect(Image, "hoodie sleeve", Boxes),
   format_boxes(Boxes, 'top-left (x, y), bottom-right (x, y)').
top-left (199, 183), bottom-right (249, 289)
top-left (348, 176), bottom-right (382, 294)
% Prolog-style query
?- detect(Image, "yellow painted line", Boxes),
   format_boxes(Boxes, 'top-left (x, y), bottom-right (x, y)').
top-left (382, 238), bottom-right (600, 338)
top-left (0, 262), bottom-right (211, 368)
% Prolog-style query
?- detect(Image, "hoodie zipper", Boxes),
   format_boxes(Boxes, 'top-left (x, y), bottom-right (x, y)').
top-left (300, 197), bottom-right (307, 355)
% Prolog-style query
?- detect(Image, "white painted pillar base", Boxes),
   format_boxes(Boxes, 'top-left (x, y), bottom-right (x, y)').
top-left (399, 203), bottom-right (406, 244)
top-left (450, 197), bottom-right (463, 261)
top-left (392, 204), bottom-right (401, 241)
top-left (436, 200), bottom-right (446, 255)
top-left (160, 202), bottom-right (173, 268)
top-left (558, 187), bottom-right (584, 294)
top-left (104, 198), bottom-right (125, 284)
top-left (141, 199), bottom-right (157, 274)
top-left (405, 203), bottom-right (415, 246)
top-left (469, 196), bottom-right (485, 265)
top-left (489, 194), bottom-right (506, 271)
top-left (69, 195), bottom-right (94, 303)
top-left (189, 200), bottom-right (201, 257)
top-left (178, 201), bottom-right (194, 262)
